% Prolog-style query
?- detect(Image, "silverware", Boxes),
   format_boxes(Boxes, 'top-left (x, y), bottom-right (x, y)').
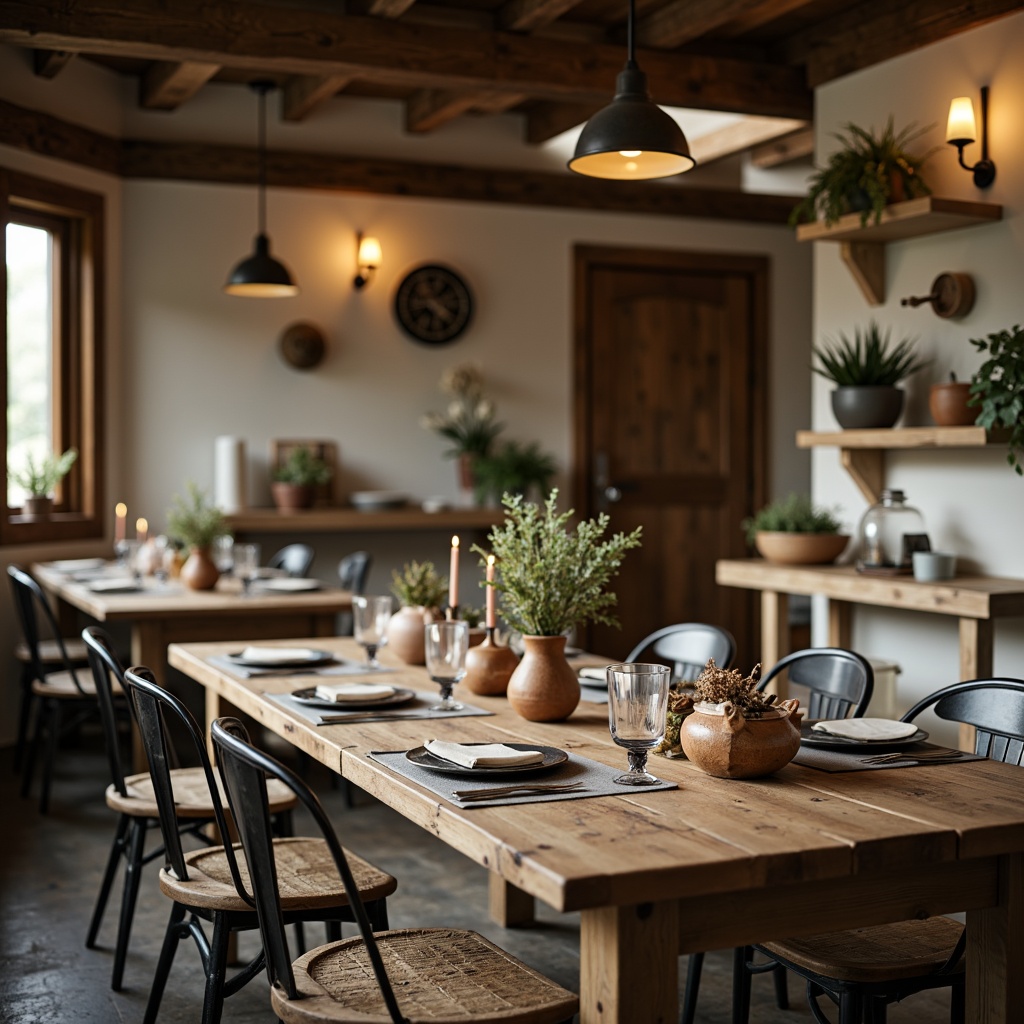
top-left (862, 748), bottom-right (964, 765)
top-left (317, 713), bottom-right (404, 726)
top-left (451, 781), bottom-right (585, 801)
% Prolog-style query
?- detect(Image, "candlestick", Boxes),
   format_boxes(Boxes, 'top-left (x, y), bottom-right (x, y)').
top-left (136, 517), bottom-right (148, 544)
top-left (485, 554), bottom-right (496, 630)
top-left (115, 502), bottom-right (127, 543)
top-left (449, 535), bottom-right (460, 611)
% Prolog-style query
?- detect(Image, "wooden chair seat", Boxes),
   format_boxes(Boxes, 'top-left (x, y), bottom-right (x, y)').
top-left (16, 637), bottom-right (89, 663)
top-left (159, 836), bottom-right (398, 913)
top-left (273, 927), bottom-right (579, 1024)
top-left (761, 917), bottom-right (965, 984)
top-left (30, 669), bottom-right (123, 699)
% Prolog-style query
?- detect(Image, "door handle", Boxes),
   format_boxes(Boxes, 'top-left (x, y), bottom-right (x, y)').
top-left (604, 485), bottom-right (623, 503)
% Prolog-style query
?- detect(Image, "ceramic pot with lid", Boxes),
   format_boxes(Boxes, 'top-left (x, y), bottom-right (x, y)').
top-left (855, 489), bottom-right (927, 572)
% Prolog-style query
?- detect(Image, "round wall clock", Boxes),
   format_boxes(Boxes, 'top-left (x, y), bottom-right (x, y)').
top-left (394, 264), bottom-right (473, 345)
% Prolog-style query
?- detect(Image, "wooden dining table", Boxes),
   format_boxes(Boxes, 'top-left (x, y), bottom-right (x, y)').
top-left (169, 637), bottom-right (1024, 1024)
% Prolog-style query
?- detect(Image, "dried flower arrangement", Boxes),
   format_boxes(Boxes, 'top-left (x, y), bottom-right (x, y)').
top-left (692, 658), bottom-right (779, 718)
top-left (655, 689), bottom-right (695, 756)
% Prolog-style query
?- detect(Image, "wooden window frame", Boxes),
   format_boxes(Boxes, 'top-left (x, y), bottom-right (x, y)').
top-left (1, 167), bottom-right (105, 545)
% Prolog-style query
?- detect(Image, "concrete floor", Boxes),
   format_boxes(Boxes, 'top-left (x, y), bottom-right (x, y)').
top-left (1, 729), bottom-right (955, 1024)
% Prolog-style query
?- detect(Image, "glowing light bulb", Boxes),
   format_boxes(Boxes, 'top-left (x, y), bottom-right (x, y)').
top-left (619, 150), bottom-right (642, 158)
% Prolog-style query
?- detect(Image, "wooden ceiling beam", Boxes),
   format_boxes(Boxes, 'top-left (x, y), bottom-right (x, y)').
top-left (140, 60), bottom-right (220, 111)
top-left (367, 0), bottom-right (419, 17)
top-left (405, 89), bottom-right (480, 133)
top-left (281, 74), bottom-right (355, 122)
top-left (0, 0), bottom-right (812, 118)
top-left (636, 0), bottom-right (772, 50)
top-left (32, 47), bottom-right (74, 78)
top-left (525, 102), bottom-right (600, 144)
top-left (689, 117), bottom-right (808, 165)
top-left (498, 0), bottom-right (587, 33)
top-left (714, 0), bottom-right (820, 36)
top-left (749, 125), bottom-right (814, 167)
top-left (0, 98), bottom-right (121, 174)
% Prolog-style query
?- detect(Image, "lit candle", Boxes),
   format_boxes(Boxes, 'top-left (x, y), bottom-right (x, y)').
top-left (485, 554), bottom-right (496, 630)
top-left (136, 517), bottom-right (148, 544)
top-left (449, 535), bottom-right (460, 610)
top-left (115, 503), bottom-right (127, 543)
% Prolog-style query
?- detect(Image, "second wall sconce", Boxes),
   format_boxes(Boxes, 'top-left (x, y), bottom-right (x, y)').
top-left (354, 234), bottom-right (382, 289)
top-left (946, 86), bottom-right (996, 188)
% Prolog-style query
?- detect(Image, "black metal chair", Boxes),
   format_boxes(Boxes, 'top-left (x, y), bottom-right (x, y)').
top-left (336, 551), bottom-right (372, 636)
top-left (211, 716), bottom-right (579, 1024)
top-left (121, 666), bottom-right (396, 1024)
top-left (267, 543), bottom-right (315, 577)
top-left (733, 677), bottom-right (1024, 1024)
top-left (625, 622), bottom-right (736, 682)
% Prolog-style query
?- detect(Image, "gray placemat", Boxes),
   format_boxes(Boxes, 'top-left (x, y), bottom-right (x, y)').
top-left (794, 743), bottom-right (984, 773)
top-left (210, 654), bottom-right (395, 680)
top-left (264, 691), bottom-right (493, 726)
top-left (368, 748), bottom-right (677, 808)
top-left (578, 684), bottom-right (608, 704)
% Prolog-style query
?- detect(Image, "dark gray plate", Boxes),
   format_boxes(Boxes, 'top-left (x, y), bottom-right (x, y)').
top-left (289, 686), bottom-right (416, 711)
top-left (800, 721), bottom-right (928, 752)
top-left (405, 743), bottom-right (568, 776)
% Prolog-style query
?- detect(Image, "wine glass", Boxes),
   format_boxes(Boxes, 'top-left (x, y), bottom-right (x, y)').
top-left (424, 620), bottom-right (469, 712)
top-left (233, 543), bottom-right (260, 595)
top-left (607, 663), bottom-right (671, 786)
top-left (353, 595), bottom-right (392, 668)
top-left (213, 535), bottom-right (235, 576)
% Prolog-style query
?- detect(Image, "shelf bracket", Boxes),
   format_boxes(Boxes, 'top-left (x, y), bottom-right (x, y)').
top-left (840, 241), bottom-right (885, 306)
top-left (840, 448), bottom-right (884, 504)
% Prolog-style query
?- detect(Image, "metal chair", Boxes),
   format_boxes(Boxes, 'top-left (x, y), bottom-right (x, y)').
top-left (625, 622), bottom-right (736, 681)
top-left (336, 551), bottom-right (371, 636)
top-left (267, 543), bottom-right (315, 577)
top-left (121, 666), bottom-right (396, 1024)
top-left (733, 678), bottom-right (1024, 1024)
top-left (211, 716), bottom-right (579, 1024)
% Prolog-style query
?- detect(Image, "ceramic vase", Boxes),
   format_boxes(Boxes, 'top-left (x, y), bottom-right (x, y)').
top-left (180, 546), bottom-right (220, 591)
top-left (929, 382), bottom-right (976, 427)
top-left (386, 605), bottom-right (438, 665)
top-left (681, 699), bottom-right (801, 779)
top-left (271, 481), bottom-right (314, 512)
top-left (506, 634), bottom-right (580, 722)
top-left (463, 633), bottom-right (520, 696)
top-left (21, 495), bottom-right (53, 520)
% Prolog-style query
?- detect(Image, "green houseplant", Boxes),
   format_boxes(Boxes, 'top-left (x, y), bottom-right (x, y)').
top-left (743, 494), bottom-right (848, 566)
top-left (969, 325), bottom-right (1024, 475)
top-left (477, 490), bottom-right (642, 721)
top-left (167, 482), bottom-right (227, 590)
top-left (271, 446), bottom-right (331, 512)
top-left (8, 447), bottom-right (77, 518)
top-left (813, 321), bottom-right (928, 429)
top-left (387, 560), bottom-right (449, 665)
top-left (790, 117), bottom-right (933, 228)
top-left (472, 440), bottom-right (556, 506)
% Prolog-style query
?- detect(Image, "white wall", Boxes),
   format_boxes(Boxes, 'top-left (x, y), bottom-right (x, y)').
top-left (810, 12), bottom-right (1024, 738)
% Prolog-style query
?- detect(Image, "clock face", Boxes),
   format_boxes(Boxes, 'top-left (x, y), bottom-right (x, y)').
top-left (394, 265), bottom-right (473, 345)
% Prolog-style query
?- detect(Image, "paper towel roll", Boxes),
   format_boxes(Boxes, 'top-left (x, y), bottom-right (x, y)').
top-left (214, 436), bottom-right (246, 512)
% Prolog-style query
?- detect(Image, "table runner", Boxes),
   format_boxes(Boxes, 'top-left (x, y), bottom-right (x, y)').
top-left (794, 743), bottom-right (984, 773)
top-left (264, 691), bottom-right (493, 726)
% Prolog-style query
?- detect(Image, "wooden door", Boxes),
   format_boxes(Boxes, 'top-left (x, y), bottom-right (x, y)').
top-left (573, 245), bottom-right (768, 667)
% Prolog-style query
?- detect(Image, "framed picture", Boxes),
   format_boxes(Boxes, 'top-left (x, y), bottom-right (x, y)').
top-left (270, 439), bottom-right (338, 506)
top-left (901, 533), bottom-right (932, 564)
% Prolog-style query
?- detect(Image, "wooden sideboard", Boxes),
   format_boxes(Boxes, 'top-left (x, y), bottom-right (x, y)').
top-left (224, 507), bottom-right (501, 535)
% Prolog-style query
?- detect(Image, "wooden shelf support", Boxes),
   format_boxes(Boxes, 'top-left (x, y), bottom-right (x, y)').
top-left (840, 241), bottom-right (886, 305)
top-left (840, 447), bottom-right (885, 504)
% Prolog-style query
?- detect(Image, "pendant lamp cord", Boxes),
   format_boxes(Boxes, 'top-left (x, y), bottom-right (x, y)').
top-left (254, 81), bottom-right (270, 237)
top-left (626, 0), bottom-right (636, 69)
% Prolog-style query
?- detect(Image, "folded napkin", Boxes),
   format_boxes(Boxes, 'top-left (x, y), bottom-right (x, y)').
top-left (578, 667), bottom-right (608, 682)
top-left (424, 739), bottom-right (544, 768)
top-left (811, 718), bottom-right (919, 741)
top-left (87, 578), bottom-right (137, 592)
top-left (239, 646), bottom-right (317, 663)
top-left (314, 682), bottom-right (396, 702)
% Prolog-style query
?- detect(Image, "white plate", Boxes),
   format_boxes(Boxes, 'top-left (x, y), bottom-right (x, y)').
top-left (51, 558), bottom-right (107, 572)
top-left (256, 577), bottom-right (321, 592)
top-left (228, 648), bottom-right (335, 669)
top-left (350, 490), bottom-right (408, 512)
top-left (87, 578), bottom-right (139, 594)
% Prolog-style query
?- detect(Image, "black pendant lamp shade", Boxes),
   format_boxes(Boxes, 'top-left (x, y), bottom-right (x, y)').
top-left (225, 81), bottom-right (298, 297)
top-left (569, 0), bottom-right (695, 180)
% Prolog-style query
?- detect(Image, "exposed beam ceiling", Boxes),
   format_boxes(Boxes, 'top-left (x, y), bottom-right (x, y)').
top-left (32, 47), bottom-right (73, 78)
top-left (689, 117), bottom-right (809, 166)
top-left (750, 126), bottom-right (814, 167)
top-left (140, 60), bottom-right (220, 111)
top-left (280, 73), bottom-right (356, 122)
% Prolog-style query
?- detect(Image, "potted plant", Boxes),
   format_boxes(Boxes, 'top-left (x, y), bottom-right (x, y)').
top-left (478, 490), bottom-right (642, 722)
top-left (929, 372), bottom-right (976, 427)
top-left (813, 321), bottom-right (929, 429)
top-left (968, 325), bottom-right (1024, 476)
top-left (387, 560), bottom-right (449, 664)
top-left (789, 117), bottom-right (933, 228)
top-left (472, 440), bottom-right (556, 507)
top-left (271, 446), bottom-right (331, 512)
top-left (8, 447), bottom-right (77, 520)
top-left (680, 659), bottom-right (801, 779)
top-left (167, 482), bottom-right (227, 590)
top-left (743, 493), bottom-right (848, 565)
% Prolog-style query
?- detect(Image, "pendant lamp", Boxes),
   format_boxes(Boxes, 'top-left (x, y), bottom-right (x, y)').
top-left (568, 0), bottom-right (695, 180)
top-left (224, 81), bottom-right (299, 297)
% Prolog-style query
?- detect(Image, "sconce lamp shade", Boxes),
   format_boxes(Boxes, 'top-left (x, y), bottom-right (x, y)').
top-left (357, 235), bottom-right (382, 270)
top-left (946, 96), bottom-right (977, 145)
top-left (946, 86), bottom-right (995, 188)
top-left (569, 64), bottom-right (695, 180)
top-left (225, 234), bottom-right (299, 297)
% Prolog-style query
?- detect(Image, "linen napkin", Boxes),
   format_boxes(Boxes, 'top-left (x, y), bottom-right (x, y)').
top-left (424, 739), bottom-right (544, 768)
top-left (314, 682), bottom-right (396, 702)
top-left (238, 646), bottom-right (319, 663)
top-left (811, 718), bottom-right (919, 741)
top-left (578, 667), bottom-right (608, 683)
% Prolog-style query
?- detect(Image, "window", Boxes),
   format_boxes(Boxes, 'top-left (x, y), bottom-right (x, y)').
top-left (2, 168), bottom-right (104, 544)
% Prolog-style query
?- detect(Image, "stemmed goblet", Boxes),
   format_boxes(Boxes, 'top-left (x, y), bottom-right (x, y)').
top-left (424, 620), bottom-right (469, 712)
top-left (353, 595), bottom-right (392, 669)
top-left (607, 663), bottom-right (671, 785)
top-left (233, 543), bottom-right (260, 595)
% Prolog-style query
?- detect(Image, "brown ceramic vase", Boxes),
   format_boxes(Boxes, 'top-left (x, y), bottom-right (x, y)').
top-left (681, 699), bottom-right (801, 779)
top-left (929, 382), bottom-right (977, 427)
top-left (506, 634), bottom-right (580, 722)
top-left (463, 633), bottom-right (520, 696)
top-left (386, 605), bottom-right (439, 665)
top-left (271, 481), bottom-right (314, 512)
top-left (21, 495), bottom-right (54, 520)
top-left (180, 546), bottom-right (221, 591)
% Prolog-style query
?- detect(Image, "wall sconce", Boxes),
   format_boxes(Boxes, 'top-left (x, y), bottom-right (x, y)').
top-left (354, 234), bottom-right (382, 289)
top-left (946, 86), bottom-right (996, 188)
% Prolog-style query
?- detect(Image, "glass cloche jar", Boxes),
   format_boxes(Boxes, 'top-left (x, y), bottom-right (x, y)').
top-left (855, 489), bottom-right (928, 573)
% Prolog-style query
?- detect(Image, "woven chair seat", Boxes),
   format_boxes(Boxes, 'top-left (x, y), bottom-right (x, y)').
top-left (274, 927), bottom-right (579, 1024)
top-left (160, 836), bottom-right (397, 913)
top-left (761, 917), bottom-right (965, 984)
top-left (16, 637), bottom-right (90, 663)
top-left (30, 669), bottom-right (123, 699)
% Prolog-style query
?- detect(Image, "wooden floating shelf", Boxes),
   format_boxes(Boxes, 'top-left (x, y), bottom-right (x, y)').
top-left (225, 507), bottom-right (502, 535)
top-left (795, 196), bottom-right (1003, 305)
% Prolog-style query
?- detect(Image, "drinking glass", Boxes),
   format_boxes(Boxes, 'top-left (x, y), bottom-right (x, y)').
top-left (233, 543), bottom-right (260, 595)
top-left (353, 595), bottom-right (392, 668)
top-left (424, 620), bottom-right (469, 712)
top-left (213, 535), bottom-right (235, 576)
top-left (607, 663), bottom-right (671, 786)
top-left (152, 535), bottom-right (170, 585)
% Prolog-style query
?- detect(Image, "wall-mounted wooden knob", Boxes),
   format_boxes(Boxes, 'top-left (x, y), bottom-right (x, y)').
top-left (279, 321), bottom-right (327, 370)
top-left (900, 273), bottom-right (975, 319)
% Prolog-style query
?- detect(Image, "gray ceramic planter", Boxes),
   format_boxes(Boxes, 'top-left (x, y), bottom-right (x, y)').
top-left (831, 385), bottom-right (904, 429)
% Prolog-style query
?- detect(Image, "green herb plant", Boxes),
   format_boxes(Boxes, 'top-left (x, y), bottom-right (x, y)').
top-left (813, 322), bottom-right (928, 386)
top-left (473, 440), bottom-right (556, 505)
top-left (475, 490), bottom-right (642, 637)
top-left (968, 325), bottom-right (1024, 475)
top-left (8, 447), bottom-right (77, 497)
top-left (272, 446), bottom-right (331, 487)
top-left (742, 494), bottom-right (843, 545)
top-left (421, 363), bottom-right (503, 459)
top-left (391, 560), bottom-right (449, 609)
top-left (166, 482), bottom-right (226, 549)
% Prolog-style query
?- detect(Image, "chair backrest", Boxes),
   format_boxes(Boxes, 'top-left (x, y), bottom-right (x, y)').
top-left (82, 626), bottom-right (132, 798)
top-left (267, 543), bottom-right (315, 578)
top-left (7, 564), bottom-right (88, 693)
top-left (758, 647), bottom-right (873, 719)
top-left (902, 678), bottom-right (1024, 764)
top-left (122, 666), bottom-right (241, 889)
top-left (624, 623), bottom-right (736, 682)
top-left (211, 717), bottom-right (405, 1023)
top-left (338, 551), bottom-right (372, 594)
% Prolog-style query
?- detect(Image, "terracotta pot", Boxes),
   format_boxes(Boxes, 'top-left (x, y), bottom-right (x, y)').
top-left (681, 699), bottom-right (801, 779)
top-left (271, 481), bottom-right (314, 512)
top-left (463, 634), bottom-right (520, 696)
top-left (754, 532), bottom-right (850, 566)
top-left (180, 546), bottom-right (221, 591)
top-left (386, 605), bottom-right (440, 665)
top-left (468, 627), bottom-right (487, 648)
top-left (21, 495), bottom-right (53, 520)
top-left (831, 385), bottom-right (904, 429)
top-left (929, 382), bottom-right (977, 427)
top-left (506, 635), bottom-right (580, 722)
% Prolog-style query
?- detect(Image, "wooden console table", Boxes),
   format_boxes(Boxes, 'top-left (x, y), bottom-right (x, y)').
top-left (224, 507), bottom-right (500, 535)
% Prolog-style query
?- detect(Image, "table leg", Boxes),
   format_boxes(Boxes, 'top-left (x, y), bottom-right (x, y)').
top-left (827, 599), bottom-right (852, 648)
top-left (579, 901), bottom-right (678, 1023)
top-left (488, 874), bottom-right (535, 928)
top-left (966, 853), bottom-right (1024, 1023)
top-left (129, 622), bottom-right (166, 772)
top-left (959, 618), bottom-right (993, 749)
top-left (761, 591), bottom-right (789, 697)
